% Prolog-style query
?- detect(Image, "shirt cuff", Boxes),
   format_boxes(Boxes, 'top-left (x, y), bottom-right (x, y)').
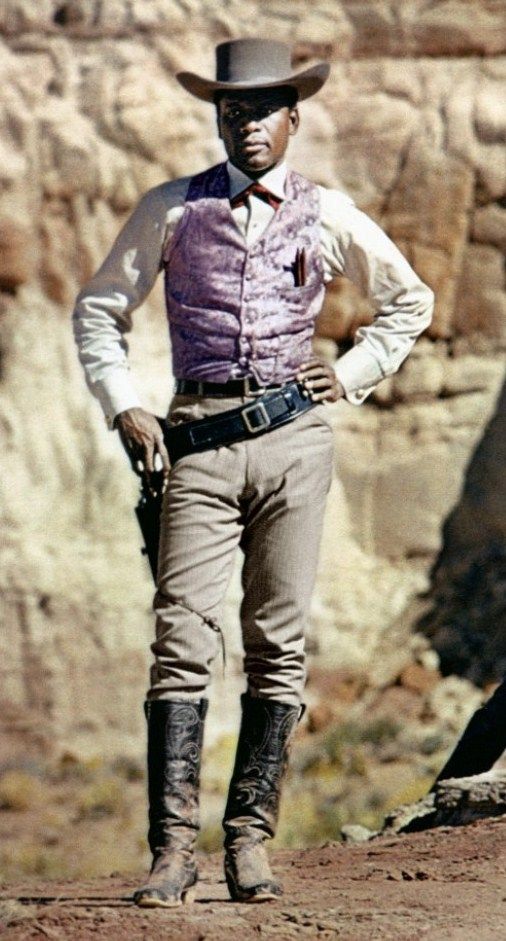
top-left (91, 369), bottom-right (143, 429)
top-left (334, 345), bottom-right (385, 405)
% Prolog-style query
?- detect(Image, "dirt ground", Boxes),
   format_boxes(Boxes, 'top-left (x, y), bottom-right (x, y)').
top-left (1, 815), bottom-right (505, 940)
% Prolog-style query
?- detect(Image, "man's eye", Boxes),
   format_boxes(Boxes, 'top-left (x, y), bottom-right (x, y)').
top-left (223, 104), bottom-right (277, 122)
top-left (223, 107), bottom-right (241, 121)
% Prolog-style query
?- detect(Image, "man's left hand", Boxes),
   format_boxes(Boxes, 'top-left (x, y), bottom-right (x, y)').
top-left (296, 358), bottom-right (345, 403)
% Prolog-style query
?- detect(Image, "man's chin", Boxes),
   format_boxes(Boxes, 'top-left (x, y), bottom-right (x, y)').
top-left (232, 154), bottom-right (276, 175)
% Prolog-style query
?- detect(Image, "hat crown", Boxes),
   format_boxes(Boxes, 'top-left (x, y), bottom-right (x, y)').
top-left (216, 39), bottom-right (293, 85)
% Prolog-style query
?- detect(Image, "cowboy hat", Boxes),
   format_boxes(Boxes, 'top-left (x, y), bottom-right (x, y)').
top-left (176, 38), bottom-right (329, 103)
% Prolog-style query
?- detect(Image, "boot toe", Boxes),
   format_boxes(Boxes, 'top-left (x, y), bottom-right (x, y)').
top-left (224, 842), bottom-right (283, 903)
top-left (239, 881), bottom-right (283, 903)
top-left (133, 883), bottom-right (196, 907)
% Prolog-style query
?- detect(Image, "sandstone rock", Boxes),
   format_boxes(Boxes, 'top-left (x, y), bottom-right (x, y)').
top-left (472, 203), bottom-right (506, 253)
top-left (436, 771), bottom-right (506, 823)
top-left (398, 663), bottom-right (440, 696)
top-left (385, 145), bottom-right (474, 340)
top-left (381, 793), bottom-right (437, 835)
top-left (380, 771), bottom-right (506, 837)
top-left (474, 80), bottom-right (506, 143)
top-left (0, 8), bottom-right (504, 760)
top-left (331, 79), bottom-right (418, 208)
top-left (475, 142), bottom-right (506, 203)
top-left (0, 217), bottom-right (32, 290)
top-left (422, 676), bottom-right (484, 733)
top-left (454, 244), bottom-right (506, 339)
top-left (371, 443), bottom-right (470, 559)
top-left (441, 354), bottom-right (504, 396)
top-left (410, 2), bottom-right (506, 57)
top-left (392, 353), bottom-right (445, 401)
top-left (341, 823), bottom-right (378, 844)
top-left (0, 0), bottom-right (54, 35)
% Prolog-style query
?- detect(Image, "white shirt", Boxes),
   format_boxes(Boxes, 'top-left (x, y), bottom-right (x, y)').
top-left (72, 161), bottom-right (434, 425)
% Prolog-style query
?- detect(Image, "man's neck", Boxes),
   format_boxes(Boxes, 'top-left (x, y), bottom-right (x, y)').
top-left (228, 159), bottom-right (286, 180)
top-left (227, 160), bottom-right (287, 199)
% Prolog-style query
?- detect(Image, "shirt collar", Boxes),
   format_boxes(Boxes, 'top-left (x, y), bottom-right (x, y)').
top-left (226, 160), bottom-right (288, 201)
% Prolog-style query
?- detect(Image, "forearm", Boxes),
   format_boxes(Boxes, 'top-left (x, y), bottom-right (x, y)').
top-left (73, 289), bottom-right (142, 426)
top-left (326, 201), bottom-right (434, 405)
top-left (72, 185), bottom-right (172, 426)
top-left (335, 280), bottom-right (434, 404)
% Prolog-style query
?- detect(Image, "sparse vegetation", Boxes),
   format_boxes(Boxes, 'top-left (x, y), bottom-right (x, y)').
top-left (0, 770), bottom-right (44, 811)
top-left (0, 704), bottom-right (448, 880)
top-left (0, 898), bottom-right (38, 929)
top-left (76, 777), bottom-right (127, 819)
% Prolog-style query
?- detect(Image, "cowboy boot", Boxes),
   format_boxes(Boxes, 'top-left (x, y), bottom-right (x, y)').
top-left (133, 698), bottom-right (208, 908)
top-left (223, 694), bottom-right (300, 902)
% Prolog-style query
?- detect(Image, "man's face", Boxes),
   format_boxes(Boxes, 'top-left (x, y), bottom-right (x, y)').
top-left (217, 88), bottom-right (299, 176)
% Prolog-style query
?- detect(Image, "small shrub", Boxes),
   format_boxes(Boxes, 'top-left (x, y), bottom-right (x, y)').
top-left (13, 845), bottom-right (63, 878)
top-left (54, 753), bottom-right (104, 782)
top-left (275, 791), bottom-right (344, 848)
top-left (0, 899), bottom-right (37, 928)
top-left (198, 821), bottom-right (223, 853)
top-left (361, 717), bottom-right (401, 745)
top-left (383, 775), bottom-right (434, 813)
top-left (111, 756), bottom-right (145, 782)
top-left (76, 778), bottom-right (125, 819)
top-left (0, 771), bottom-right (43, 811)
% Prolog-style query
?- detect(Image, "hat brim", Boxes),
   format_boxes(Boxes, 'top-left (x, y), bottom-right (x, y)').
top-left (175, 63), bottom-right (330, 103)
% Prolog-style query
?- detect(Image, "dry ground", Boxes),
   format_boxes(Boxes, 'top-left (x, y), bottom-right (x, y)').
top-left (1, 816), bottom-right (505, 940)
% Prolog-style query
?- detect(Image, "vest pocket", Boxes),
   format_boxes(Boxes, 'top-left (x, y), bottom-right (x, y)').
top-left (277, 283), bottom-right (320, 323)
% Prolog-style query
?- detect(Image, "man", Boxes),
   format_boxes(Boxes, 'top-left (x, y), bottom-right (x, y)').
top-left (73, 39), bottom-right (434, 907)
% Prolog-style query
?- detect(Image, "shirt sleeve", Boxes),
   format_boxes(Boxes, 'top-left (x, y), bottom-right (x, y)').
top-left (72, 180), bottom-right (186, 427)
top-left (319, 188), bottom-right (435, 405)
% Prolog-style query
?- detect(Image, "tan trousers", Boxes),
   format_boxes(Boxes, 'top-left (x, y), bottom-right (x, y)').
top-left (149, 393), bottom-right (334, 707)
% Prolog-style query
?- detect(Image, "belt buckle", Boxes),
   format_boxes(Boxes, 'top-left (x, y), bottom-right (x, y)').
top-left (242, 401), bottom-right (271, 434)
top-left (243, 376), bottom-right (266, 397)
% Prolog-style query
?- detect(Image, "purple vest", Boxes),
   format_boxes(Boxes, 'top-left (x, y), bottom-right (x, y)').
top-left (163, 162), bottom-right (325, 384)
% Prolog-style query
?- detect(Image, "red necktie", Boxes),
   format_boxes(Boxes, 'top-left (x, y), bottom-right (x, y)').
top-left (230, 182), bottom-right (283, 211)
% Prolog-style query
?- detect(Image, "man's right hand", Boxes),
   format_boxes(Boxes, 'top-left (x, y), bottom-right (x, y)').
top-left (114, 407), bottom-right (171, 492)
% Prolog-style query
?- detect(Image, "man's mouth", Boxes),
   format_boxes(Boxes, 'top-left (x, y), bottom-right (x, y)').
top-left (239, 140), bottom-right (266, 153)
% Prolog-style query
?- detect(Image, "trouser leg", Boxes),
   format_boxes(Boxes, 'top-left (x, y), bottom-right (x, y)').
top-left (139, 396), bottom-right (247, 905)
top-left (149, 436), bottom-right (245, 700)
top-left (239, 406), bottom-right (335, 705)
top-left (222, 408), bottom-right (334, 901)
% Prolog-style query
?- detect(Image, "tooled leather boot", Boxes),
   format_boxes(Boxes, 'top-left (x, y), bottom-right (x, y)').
top-left (133, 698), bottom-right (208, 908)
top-left (223, 694), bottom-right (300, 903)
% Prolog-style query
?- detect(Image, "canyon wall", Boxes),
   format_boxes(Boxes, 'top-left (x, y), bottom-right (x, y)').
top-left (0, 0), bottom-right (504, 757)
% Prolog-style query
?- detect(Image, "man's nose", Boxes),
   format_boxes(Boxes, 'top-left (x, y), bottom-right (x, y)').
top-left (240, 115), bottom-right (261, 134)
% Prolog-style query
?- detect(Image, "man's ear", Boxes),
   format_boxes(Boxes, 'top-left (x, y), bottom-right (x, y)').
top-left (288, 106), bottom-right (300, 137)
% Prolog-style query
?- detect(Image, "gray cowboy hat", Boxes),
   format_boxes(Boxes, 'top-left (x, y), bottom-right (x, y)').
top-left (176, 38), bottom-right (330, 103)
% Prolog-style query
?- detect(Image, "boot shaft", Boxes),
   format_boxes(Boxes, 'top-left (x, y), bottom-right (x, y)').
top-left (223, 694), bottom-right (301, 841)
top-left (145, 698), bottom-right (208, 856)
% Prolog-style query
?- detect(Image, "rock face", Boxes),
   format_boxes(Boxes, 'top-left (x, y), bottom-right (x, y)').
top-left (342, 771), bottom-right (506, 842)
top-left (0, 1), bottom-right (504, 757)
top-left (384, 770), bottom-right (506, 834)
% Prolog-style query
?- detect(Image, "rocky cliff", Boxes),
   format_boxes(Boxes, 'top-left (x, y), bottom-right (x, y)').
top-left (0, 0), bottom-right (504, 758)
